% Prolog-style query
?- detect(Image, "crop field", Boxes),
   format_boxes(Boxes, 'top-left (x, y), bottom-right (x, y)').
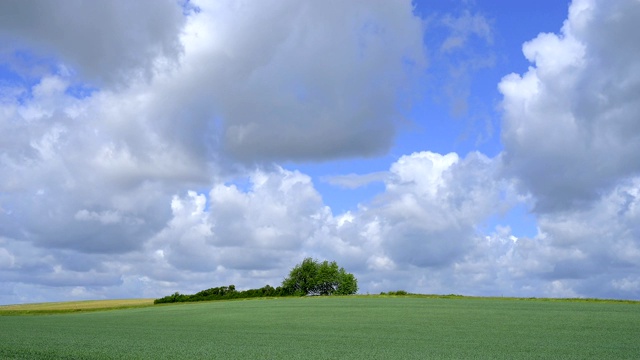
top-left (0, 298), bottom-right (154, 315)
top-left (1, 296), bottom-right (639, 359)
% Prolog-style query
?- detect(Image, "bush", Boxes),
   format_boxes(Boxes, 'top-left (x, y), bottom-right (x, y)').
top-left (384, 290), bottom-right (408, 296)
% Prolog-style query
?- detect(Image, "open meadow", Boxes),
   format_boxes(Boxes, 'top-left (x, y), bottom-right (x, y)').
top-left (1, 296), bottom-right (639, 359)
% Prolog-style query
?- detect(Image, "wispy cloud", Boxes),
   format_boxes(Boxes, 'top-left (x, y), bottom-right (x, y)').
top-left (322, 172), bottom-right (389, 189)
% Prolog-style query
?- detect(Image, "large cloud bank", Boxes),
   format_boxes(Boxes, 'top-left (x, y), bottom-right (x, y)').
top-left (1, 0), bottom-right (640, 304)
top-left (498, 0), bottom-right (640, 297)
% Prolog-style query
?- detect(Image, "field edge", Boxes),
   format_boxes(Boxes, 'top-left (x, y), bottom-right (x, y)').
top-left (2, 293), bottom-right (638, 315)
top-left (0, 298), bottom-right (155, 315)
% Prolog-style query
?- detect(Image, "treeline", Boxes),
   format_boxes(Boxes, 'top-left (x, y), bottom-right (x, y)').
top-left (154, 257), bottom-right (358, 304)
top-left (154, 285), bottom-right (288, 304)
top-left (380, 290), bottom-right (409, 295)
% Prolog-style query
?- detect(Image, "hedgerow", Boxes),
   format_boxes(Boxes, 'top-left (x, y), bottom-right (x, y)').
top-left (153, 285), bottom-right (289, 304)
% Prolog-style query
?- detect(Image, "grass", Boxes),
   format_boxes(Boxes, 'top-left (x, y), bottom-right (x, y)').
top-left (1, 296), bottom-right (639, 359)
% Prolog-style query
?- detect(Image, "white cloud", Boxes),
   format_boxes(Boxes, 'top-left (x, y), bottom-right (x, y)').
top-left (1, 0), bottom-right (429, 168)
top-left (532, 179), bottom-right (640, 285)
top-left (147, 168), bottom-right (327, 276)
top-left (135, 152), bottom-right (516, 296)
top-left (3, 148), bottom-right (640, 303)
top-left (374, 152), bottom-right (511, 269)
top-left (173, 0), bottom-right (427, 161)
top-left (387, 151), bottom-right (459, 198)
top-left (485, 0), bottom-right (640, 299)
top-left (612, 277), bottom-right (640, 293)
top-left (2, 151), bottom-right (510, 302)
top-left (499, 0), bottom-right (640, 212)
top-left (0, 0), bottom-right (430, 303)
top-left (2, 0), bottom-right (640, 305)
top-left (322, 172), bottom-right (388, 189)
top-left (0, 0), bottom-right (185, 86)
top-left (0, 247), bottom-right (15, 269)
top-left (0, 0), bottom-right (429, 257)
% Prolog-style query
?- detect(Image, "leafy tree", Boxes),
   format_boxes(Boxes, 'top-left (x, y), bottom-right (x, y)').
top-left (282, 257), bottom-right (319, 296)
top-left (335, 271), bottom-right (358, 295)
top-left (154, 259), bottom-right (357, 304)
top-left (282, 258), bottom-right (358, 296)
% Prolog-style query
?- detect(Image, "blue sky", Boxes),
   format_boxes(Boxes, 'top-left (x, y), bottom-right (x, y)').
top-left (1, 0), bottom-right (640, 304)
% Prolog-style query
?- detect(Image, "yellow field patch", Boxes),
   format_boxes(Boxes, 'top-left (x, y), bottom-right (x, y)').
top-left (0, 298), bottom-right (154, 314)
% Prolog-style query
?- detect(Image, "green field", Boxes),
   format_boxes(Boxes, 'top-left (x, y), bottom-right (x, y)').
top-left (1, 296), bottom-right (639, 359)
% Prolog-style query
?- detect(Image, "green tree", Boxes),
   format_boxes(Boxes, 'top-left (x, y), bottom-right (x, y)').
top-left (282, 258), bottom-right (318, 295)
top-left (335, 270), bottom-right (358, 295)
top-left (282, 258), bottom-right (358, 296)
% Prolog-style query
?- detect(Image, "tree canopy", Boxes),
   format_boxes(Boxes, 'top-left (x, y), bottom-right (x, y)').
top-left (154, 258), bottom-right (358, 304)
top-left (282, 258), bottom-right (358, 296)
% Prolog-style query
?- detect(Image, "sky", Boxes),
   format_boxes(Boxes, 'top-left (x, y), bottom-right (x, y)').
top-left (1, 0), bottom-right (640, 305)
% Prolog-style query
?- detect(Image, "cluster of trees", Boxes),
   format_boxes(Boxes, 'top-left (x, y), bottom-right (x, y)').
top-left (380, 290), bottom-right (409, 295)
top-left (154, 258), bottom-right (358, 304)
top-left (154, 285), bottom-right (287, 304)
top-left (282, 258), bottom-right (358, 296)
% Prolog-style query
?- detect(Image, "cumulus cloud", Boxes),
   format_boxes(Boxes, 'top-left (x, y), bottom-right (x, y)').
top-left (2, 0), bottom-right (427, 168)
top-left (0, 74), bottom-right (188, 254)
top-left (2, 0), bottom-right (640, 305)
top-left (376, 152), bottom-right (507, 268)
top-left (0, 0), bottom-right (428, 268)
top-left (1, 150), bottom-right (517, 303)
top-left (488, 0), bottom-right (640, 299)
top-left (148, 169), bottom-right (325, 275)
top-left (0, 0), bottom-right (185, 86)
top-left (499, 0), bottom-right (640, 212)
top-left (461, 177), bottom-right (640, 300)
top-left (142, 152), bottom-right (517, 296)
top-left (175, 0), bottom-right (426, 161)
top-left (3, 148), bottom-right (640, 304)
top-left (527, 179), bottom-right (640, 297)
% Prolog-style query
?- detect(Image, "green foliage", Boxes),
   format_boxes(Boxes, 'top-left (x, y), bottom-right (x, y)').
top-left (383, 290), bottom-right (408, 296)
top-left (281, 257), bottom-right (318, 296)
top-left (154, 258), bottom-right (357, 304)
top-left (281, 258), bottom-right (358, 296)
top-left (2, 297), bottom-right (640, 358)
top-left (154, 285), bottom-right (287, 304)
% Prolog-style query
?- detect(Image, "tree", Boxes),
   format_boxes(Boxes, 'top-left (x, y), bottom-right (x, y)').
top-left (282, 257), bottom-right (319, 296)
top-left (335, 271), bottom-right (358, 295)
top-left (282, 258), bottom-right (358, 296)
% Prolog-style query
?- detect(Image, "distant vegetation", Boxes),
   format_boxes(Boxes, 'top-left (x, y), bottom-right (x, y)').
top-left (154, 285), bottom-right (286, 304)
top-left (380, 290), bottom-right (409, 295)
top-left (154, 258), bottom-right (358, 304)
